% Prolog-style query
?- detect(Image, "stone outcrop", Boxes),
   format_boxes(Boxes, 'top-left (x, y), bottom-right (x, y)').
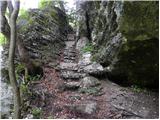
top-left (80, 76), bottom-right (100, 88)
top-left (2, 1), bottom-right (69, 71)
top-left (76, 1), bottom-right (159, 88)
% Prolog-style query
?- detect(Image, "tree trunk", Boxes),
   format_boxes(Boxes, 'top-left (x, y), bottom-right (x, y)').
top-left (8, 1), bottom-right (21, 118)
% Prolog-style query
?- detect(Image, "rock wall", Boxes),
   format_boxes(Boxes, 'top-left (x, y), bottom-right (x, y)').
top-left (76, 1), bottom-right (159, 88)
top-left (18, 2), bottom-right (69, 66)
top-left (1, 1), bottom-right (70, 84)
top-left (2, 2), bottom-right (69, 69)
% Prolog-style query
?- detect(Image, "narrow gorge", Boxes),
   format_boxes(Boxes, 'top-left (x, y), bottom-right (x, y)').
top-left (0, 0), bottom-right (159, 119)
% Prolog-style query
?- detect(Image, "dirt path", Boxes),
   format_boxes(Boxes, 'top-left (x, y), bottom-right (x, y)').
top-left (28, 34), bottom-right (158, 119)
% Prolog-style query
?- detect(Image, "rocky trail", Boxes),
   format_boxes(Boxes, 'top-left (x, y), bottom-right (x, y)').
top-left (27, 34), bottom-right (158, 119)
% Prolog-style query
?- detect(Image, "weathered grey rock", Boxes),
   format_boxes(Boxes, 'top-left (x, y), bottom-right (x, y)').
top-left (65, 41), bottom-right (76, 48)
top-left (60, 62), bottom-right (78, 71)
top-left (25, 114), bottom-right (34, 119)
top-left (76, 37), bottom-right (89, 51)
top-left (66, 101), bottom-right (97, 115)
top-left (16, 4), bottom-right (68, 66)
top-left (83, 62), bottom-right (104, 75)
top-left (67, 34), bottom-right (75, 41)
top-left (80, 76), bottom-right (100, 88)
top-left (63, 81), bottom-right (80, 90)
top-left (78, 52), bottom-right (92, 66)
top-left (61, 71), bottom-right (86, 79)
top-left (0, 82), bottom-right (13, 117)
top-left (68, 94), bottom-right (81, 101)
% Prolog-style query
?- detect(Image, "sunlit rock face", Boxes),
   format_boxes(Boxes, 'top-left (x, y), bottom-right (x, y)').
top-left (76, 1), bottom-right (159, 88)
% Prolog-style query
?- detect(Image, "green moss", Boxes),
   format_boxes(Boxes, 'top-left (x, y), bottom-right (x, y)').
top-left (81, 43), bottom-right (94, 53)
top-left (114, 38), bottom-right (158, 88)
top-left (120, 1), bottom-right (158, 40)
top-left (31, 108), bottom-right (43, 119)
top-left (131, 85), bottom-right (147, 93)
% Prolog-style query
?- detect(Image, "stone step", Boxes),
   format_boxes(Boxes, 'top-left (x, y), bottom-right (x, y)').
top-left (60, 62), bottom-right (78, 71)
top-left (64, 56), bottom-right (76, 60)
top-left (63, 81), bottom-right (80, 90)
top-left (67, 34), bottom-right (76, 41)
top-left (63, 52), bottom-right (76, 57)
top-left (65, 41), bottom-right (76, 48)
top-left (63, 59), bottom-right (75, 63)
top-left (64, 48), bottom-right (76, 51)
top-left (61, 70), bottom-right (86, 79)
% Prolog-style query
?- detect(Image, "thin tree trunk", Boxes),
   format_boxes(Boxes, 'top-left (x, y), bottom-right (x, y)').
top-left (8, 1), bottom-right (21, 118)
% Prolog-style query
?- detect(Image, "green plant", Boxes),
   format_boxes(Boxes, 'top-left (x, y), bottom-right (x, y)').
top-left (20, 83), bottom-right (29, 94)
top-left (31, 108), bottom-right (42, 119)
top-left (15, 64), bottom-right (26, 84)
top-left (38, 0), bottom-right (51, 9)
top-left (27, 74), bottom-right (41, 81)
top-left (131, 85), bottom-right (146, 93)
top-left (0, 33), bottom-right (7, 45)
top-left (19, 9), bottom-right (29, 20)
top-left (16, 64), bottom-right (25, 74)
top-left (81, 43), bottom-right (94, 53)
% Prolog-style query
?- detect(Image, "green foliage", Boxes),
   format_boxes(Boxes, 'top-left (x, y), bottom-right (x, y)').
top-left (18, 9), bottom-right (33, 32)
top-left (81, 43), bottom-right (94, 53)
top-left (19, 9), bottom-right (29, 20)
top-left (67, 8), bottom-right (76, 27)
top-left (38, 0), bottom-right (59, 9)
top-left (39, 0), bottom-right (50, 9)
top-left (15, 64), bottom-right (25, 82)
top-left (120, 1), bottom-right (158, 40)
top-left (27, 74), bottom-right (41, 81)
top-left (20, 84), bottom-right (28, 94)
top-left (0, 33), bottom-right (7, 45)
top-left (16, 64), bottom-right (25, 74)
top-left (131, 85), bottom-right (146, 93)
top-left (31, 108), bottom-right (42, 119)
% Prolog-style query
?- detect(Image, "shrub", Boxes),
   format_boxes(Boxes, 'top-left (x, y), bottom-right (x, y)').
top-left (81, 43), bottom-right (94, 53)
top-left (0, 33), bottom-right (7, 45)
top-left (31, 108), bottom-right (42, 119)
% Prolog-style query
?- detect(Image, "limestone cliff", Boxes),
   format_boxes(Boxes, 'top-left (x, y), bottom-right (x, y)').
top-left (76, 1), bottom-right (159, 88)
top-left (1, 1), bottom-right (70, 82)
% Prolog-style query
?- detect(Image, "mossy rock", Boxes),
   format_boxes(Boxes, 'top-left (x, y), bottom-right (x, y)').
top-left (109, 38), bottom-right (158, 88)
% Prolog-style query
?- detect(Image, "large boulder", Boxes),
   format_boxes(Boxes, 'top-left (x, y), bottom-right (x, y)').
top-left (80, 76), bottom-right (101, 88)
top-left (83, 62), bottom-right (104, 76)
